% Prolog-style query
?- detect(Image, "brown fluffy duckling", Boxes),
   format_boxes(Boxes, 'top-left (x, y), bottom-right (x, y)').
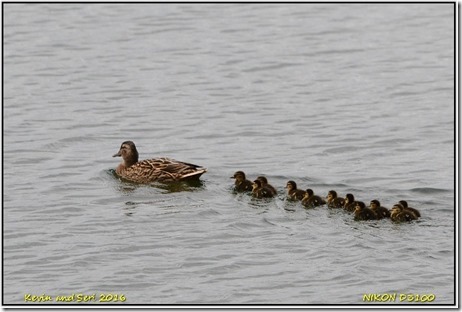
top-left (301, 189), bottom-right (326, 208)
top-left (399, 200), bottom-right (421, 218)
top-left (390, 203), bottom-right (418, 222)
top-left (257, 176), bottom-right (278, 196)
top-left (354, 201), bottom-right (378, 221)
top-left (113, 141), bottom-right (207, 183)
top-left (231, 171), bottom-right (253, 192)
top-left (286, 181), bottom-right (307, 201)
top-left (252, 180), bottom-right (275, 199)
top-left (343, 193), bottom-right (356, 212)
top-left (326, 190), bottom-right (345, 208)
top-left (369, 200), bottom-right (390, 219)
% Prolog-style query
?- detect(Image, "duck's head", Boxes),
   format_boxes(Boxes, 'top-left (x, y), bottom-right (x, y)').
top-left (398, 200), bottom-right (408, 208)
top-left (345, 193), bottom-right (354, 204)
top-left (391, 203), bottom-right (404, 214)
top-left (354, 201), bottom-right (366, 213)
top-left (327, 190), bottom-right (337, 200)
top-left (231, 171), bottom-right (247, 182)
top-left (370, 199), bottom-right (380, 210)
top-left (257, 176), bottom-right (268, 186)
top-left (286, 181), bottom-right (297, 192)
top-left (113, 141), bottom-right (139, 166)
top-left (304, 188), bottom-right (314, 199)
top-left (252, 179), bottom-right (262, 191)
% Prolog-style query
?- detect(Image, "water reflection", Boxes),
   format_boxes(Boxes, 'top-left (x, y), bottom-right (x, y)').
top-left (154, 179), bottom-right (206, 193)
top-left (123, 202), bottom-right (137, 216)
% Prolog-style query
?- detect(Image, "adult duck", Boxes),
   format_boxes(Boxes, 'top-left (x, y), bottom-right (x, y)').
top-left (113, 141), bottom-right (207, 183)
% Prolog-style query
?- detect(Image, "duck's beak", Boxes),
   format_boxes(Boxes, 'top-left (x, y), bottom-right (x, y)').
top-left (113, 151), bottom-right (121, 157)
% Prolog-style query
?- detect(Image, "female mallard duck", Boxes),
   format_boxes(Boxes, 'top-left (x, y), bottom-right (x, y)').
top-left (354, 201), bottom-right (378, 221)
top-left (252, 179), bottom-right (274, 199)
top-left (343, 193), bottom-right (356, 212)
top-left (113, 141), bottom-right (207, 183)
top-left (301, 189), bottom-right (326, 208)
top-left (286, 181), bottom-right (307, 201)
top-left (231, 171), bottom-right (253, 192)
top-left (369, 200), bottom-right (390, 219)
top-left (326, 190), bottom-right (345, 208)
top-left (390, 203), bottom-right (418, 222)
top-left (399, 200), bottom-right (421, 218)
top-left (257, 176), bottom-right (278, 196)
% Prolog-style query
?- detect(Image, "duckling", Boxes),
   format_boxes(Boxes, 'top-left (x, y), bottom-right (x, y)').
top-left (399, 200), bottom-right (421, 218)
top-left (252, 180), bottom-right (274, 199)
top-left (354, 201), bottom-right (378, 221)
top-left (257, 176), bottom-right (278, 196)
top-left (286, 181), bottom-right (307, 201)
top-left (390, 203), bottom-right (418, 222)
top-left (230, 171), bottom-right (253, 192)
top-left (343, 193), bottom-right (356, 212)
top-left (369, 199), bottom-right (390, 219)
top-left (113, 141), bottom-right (207, 183)
top-left (326, 190), bottom-right (345, 208)
top-left (301, 189), bottom-right (326, 208)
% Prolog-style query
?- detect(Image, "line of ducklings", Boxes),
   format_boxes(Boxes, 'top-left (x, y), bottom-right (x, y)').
top-left (231, 171), bottom-right (421, 223)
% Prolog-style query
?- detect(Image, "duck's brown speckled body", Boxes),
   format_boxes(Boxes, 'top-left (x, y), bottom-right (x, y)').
top-left (113, 141), bottom-right (206, 183)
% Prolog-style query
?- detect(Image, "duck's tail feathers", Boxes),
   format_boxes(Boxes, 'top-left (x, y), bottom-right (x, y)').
top-left (180, 168), bottom-right (207, 181)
